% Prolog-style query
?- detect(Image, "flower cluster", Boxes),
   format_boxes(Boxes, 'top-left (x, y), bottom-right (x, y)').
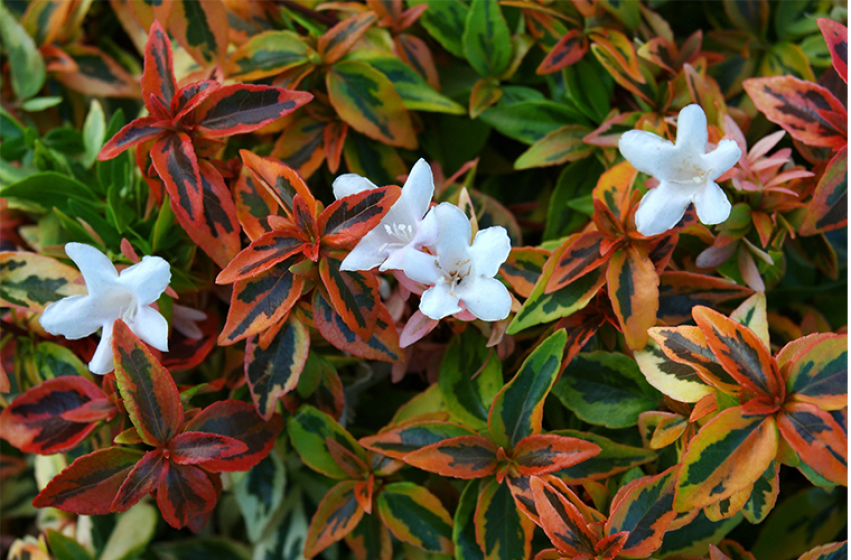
top-left (334, 159), bottom-right (513, 324)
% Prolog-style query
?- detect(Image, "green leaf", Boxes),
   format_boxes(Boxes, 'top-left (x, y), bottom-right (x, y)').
top-left (47, 530), bottom-right (93, 560)
top-left (409, 0), bottom-right (468, 58)
top-left (551, 430), bottom-right (657, 483)
top-left (376, 482), bottom-right (454, 555)
top-left (752, 488), bottom-right (847, 560)
top-left (479, 100), bottom-right (583, 145)
top-left (488, 330), bottom-right (566, 449)
top-left (514, 124), bottom-right (594, 169)
top-left (350, 52), bottom-right (465, 114)
top-left (454, 480), bottom-right (485, 560)
top-left (233, 446), bottom-right (287, 542)
top-left (99, 503), bottom-right (158, 560)
top-left (1, 172), bottom-right (98, 213)
top-left (82, 100), bottom-right (106, 168)
top-left (0, 1), bottom-right (45, 100)
top-left (438, 329), bottom-right (503, 431)
top-left (462, 0), bottom-right (512, 77)
top-left (553, 352), bottom-right (660, 429)
top-left (286, 405), bottom-right (365, 479)
top-left (252, 490), bottom-right (310, 560)
top-left (544, 158), bottom-right (606, 240)
top-left (656, 511), bottom-right (742, 558)
top-left (327, 60), bottom-right (416, 149)
top-left (475, 478), bottom-right (534, 560)
top-left (35, 341), bottom-right (91, 380)
top-left (224, 30), bottom-right (309, 81)
top-left (21, 97), bottom-right (63, 112)
top-left (507, 261), bottom-right (605, 335)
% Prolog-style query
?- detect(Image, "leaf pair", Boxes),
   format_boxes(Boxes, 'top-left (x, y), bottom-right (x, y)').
top-left (98, 21), bottom-right (312, 268)
top-left (511, 162), bottom-right (684, 350)
top-left (362, 331), bottom-right (601, 558)
top-left (287, 405), bottom-right (452, 560)
top-left (219, 152), bottom-right (402, 363)
top-left (532, 466), bottom-right (680, 560)
top-left (34, 320), bottom-right (282, 530)
top-left (649, 297), bottom-right (847, 512)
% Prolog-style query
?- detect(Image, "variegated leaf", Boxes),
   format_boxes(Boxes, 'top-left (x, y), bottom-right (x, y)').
top-left (376, 482), bottom-right (454, 555)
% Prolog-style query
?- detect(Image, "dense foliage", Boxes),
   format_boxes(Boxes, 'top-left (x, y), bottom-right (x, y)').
top-left (0, 2), bottom-right (847, 560)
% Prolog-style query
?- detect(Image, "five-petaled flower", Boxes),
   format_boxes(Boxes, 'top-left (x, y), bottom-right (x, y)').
top-left (39, 243), bottom-right (171, 375)
top-left (402, 203), bottom-right (512, 321)
top-left (618, 104), bottom-right (742, 236)
top-left (336, 158), bottom-right (438, 272)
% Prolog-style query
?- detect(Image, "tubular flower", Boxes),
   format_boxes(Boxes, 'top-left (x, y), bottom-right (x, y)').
top-left (618, 104), bottom-right (742, 236)
top-left (336, 159), bottom-right (438, 272)
top-left (402, 203), bottom-right (512, 321)
top-left (39, 243), bottom-right (171, 374)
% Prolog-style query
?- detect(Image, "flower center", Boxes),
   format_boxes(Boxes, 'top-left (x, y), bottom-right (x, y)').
top-left (379, 222), bottom-right (415, 253)
top-left (437, 258), bottom-right (472, 297)
top-left (670, 167), bottom-right (714, 188)
top-left (104, 288), bottom-right (137, 322)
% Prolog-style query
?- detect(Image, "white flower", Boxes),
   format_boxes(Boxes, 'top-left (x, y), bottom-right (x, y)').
top-left (403, 203), bottom-right (512, 321)
top-left (39, 243), bottom-right (171, 375)
top-left (336, 159), bottom-right (438, 272)
top-left (618, 104), bottom-right (742, 236)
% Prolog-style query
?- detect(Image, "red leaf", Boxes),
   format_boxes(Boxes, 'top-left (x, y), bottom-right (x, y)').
top-left (219, 256), bottom-right (305, 345)
top-left (194, 85), bottom-right (313, 138)
top-left (319, 257), bottom-right (381, 341)
top-left (156, 464), bottom-right (218, 529)
top-left (171, 80), bottom-right (220, 121)
top-left (318, 12), bottom-right (377, 65)
top-left (777, 402), bottom-right (847, 485)
top-left (324, 121), bottom-right (348, 173)
top-left (233, 167), bottom-right (282, 241)
top-left (800, 146), bottom-right (847, 235)
top-left (537, 29), bottom-right (588, 75)
top-left (818, 18), bottom-right (848, 83)
top-left (607, 245), bottom-right (659, 350)
top-left (150, 133), bottom-right (204, 238)
top-left (512, 434), bottom-right (601, 476)
top-left (97, 117), bottom-right (164, 161)
top-left (693, 306), bottom-right (782, 401)
top-left (545, 232), bottom-right (607, 294)
top-left (240, 150), bottom-right (316, 218)
top-left (141, 21), bottom-right (176, 113)
top-left (183, 400), bottom-right (283, 472)
top-left (0, 377), bottom-right (111, 454)
top-left (33, 447), bottom-right (143, 515)
top-left (113, 319), bottom-right (184, 447)
top-left (530, 476), bottom-right (597, 557)
top-left (169, 431), bottom-right (249, 465)
top-left (313, 291), bottom-right (403, 362)
top-left (743, 76), bottom-right (847, 149)
top-left (216, 227), bottom-right (305, 285)
top-left (112, 449), bottom-right (168, 513)
top-left (403, 435), bottom-right (498, 479)
top-left (328, 437), bottom-right (370, 479)
top-left (304, 481), bottom-right (364, 558)
top-left (160, 310), bottom-right (219, 371)
top-left (319, 186), bottom-right (402, 248)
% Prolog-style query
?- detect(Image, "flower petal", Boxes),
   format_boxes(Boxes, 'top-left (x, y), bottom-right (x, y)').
top-left (341, 233), bottom-right (390, 271)
top-left (675, 104), bottom-right (709, 155)
top-left (129, 306), bottom-right (170, 351)
top-left (419, 283), bottom-right (462, 319)
top-left (704, 139), bottom-right (742, 181)
top-left (89, 321), bottom-right (116, 375)
top-left (634, 183), bottom-right (695, 236)
top-left (398, 159), bottom-right (435, 220)
top-left (332, 174), bottom-right (378, 200)
top-left (65, 242), bottom-right (118, 296)
top-left (402, 248), bottom-right (442, 286)
top-left (469, 226), bottom-right (511, 278)
top-left (432, 203), bottom-right (473, 271)
top-left (693, 182), bottom-right (732, 225)
top-left (455, 277), bottom-right (512, 321)
top-left (39, 295), bottom-right (106, 339)
top-left (118, 256), bottom-right (171, 306)
top-left (618, 130), bottom-right (679, 179)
